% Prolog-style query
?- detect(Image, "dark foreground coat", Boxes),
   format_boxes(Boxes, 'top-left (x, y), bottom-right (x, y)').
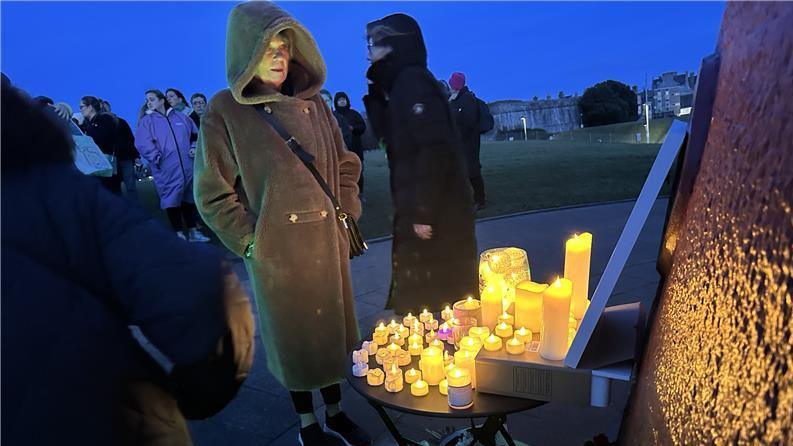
top-left (449, 86), bottom-right (481, 178)
top-left (363, 14), bottom-right (478, 314)
top-left (195, 1), bottom-right (362, 391)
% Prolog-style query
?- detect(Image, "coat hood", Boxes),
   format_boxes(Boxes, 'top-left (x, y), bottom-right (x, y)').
top-left (333, 92), bottom-right (350, 112)
top-left (226, 1), bottom-right (326, 104)
top-left (365, 13), bottom-right (427, 91)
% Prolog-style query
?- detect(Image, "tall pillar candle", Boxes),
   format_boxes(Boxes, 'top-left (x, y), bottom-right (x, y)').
top-left (515, 281), bottom-right (547, 333)
top-left (540, 277), bottom-right (573, 361)
top-left (564, 232), bottom-right (592, 320)
top-left (419, 346), bottom-right (445, 385)
top-left (453, 349), bottom-right (477, 389)
top-left (480, 284), bottom-right (504, 330)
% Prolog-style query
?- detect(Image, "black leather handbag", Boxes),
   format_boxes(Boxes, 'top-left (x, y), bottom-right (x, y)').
top-left (254, 105), bottom-right (367, 258)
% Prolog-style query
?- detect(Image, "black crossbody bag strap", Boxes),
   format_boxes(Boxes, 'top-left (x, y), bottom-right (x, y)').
top-left (253, 105), bottom-right (367, 258)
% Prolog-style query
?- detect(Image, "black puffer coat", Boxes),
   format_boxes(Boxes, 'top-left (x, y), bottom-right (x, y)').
top-left (363, 13), bottom-right (478, 314)
top-left (334, 92), bottom-right (367, 158)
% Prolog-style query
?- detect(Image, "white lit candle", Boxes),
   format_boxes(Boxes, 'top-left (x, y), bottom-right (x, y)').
top-left (419, 346), bottom-right (444, 385)
top-left (386, 342), bottom-right (402, 357)
top-left (441, 305), bottom-right (454, 321)
top-left (468, 326), bottom-right (490, 342)
top-left (408, 342), bottom-right (423, 356)
top-left (397, 324), bottom-right (410, 339)
top-left (459, 336), bottom-right (483, 354)
top-left (367, 368), bottom-right (384, 386)
top-left (424, 317), bottom-right (439, 331)
top-left (429, 339), bottom-right (445, 350)
top-left (462, 296), bottom-right (480, 310)
top-left (362, 340), bottom-right (378, 355)
top-left (498, 312), bottom-right (514, 326)
top-left (384, 363), bottom-right (403, 393)
top-left (387, 319), bottom-right (399, 335)
top-left (403, 312), bottom-right (417, 328)
top-left (444, 361), bottom-right (456, 378)
top-left (373, 323), bottom-right (389, 346)
top-left (419, 309), bottom-right (432, 323)
top-left (514, 327), bottom-right (532, 344)
top-left (437, 322), bottom-right (452, 341)
top-left (352, 362), bottom-right (369, 377)
top-left (408, 333), bottom-right (423, 346)
top-left (390, 332), bottom-right (405, 347)
top-left (495, 322), bottom-right (513, 339)
top-left (540, 277), bottom-right (573, 361)
top-left (375, 348), bottom-right (391, 365)
top-left (411, 320), bottom-right (424, 336)
top-left (506, 337), bottom-right (525, 355)
top-left (480, 284), bottom-right (504, 330)
top-left (443, 350), bottom-right (452, 366)
top-left (483, 334), bottom-right (503, 352)
top-left (453, 349), bottom-right (477, 389)
top-left (515, 281), bottom-right (547, 333)
top-left (410, 379), bottom-right (429, 397)
top-left (439, 379), bottom-right (448, 395)
top-left (425, 329), bottom-right (437, 344)
top-left (447, 367), bottom-right (473, 409)
top-left (404, 368), bottom-right (421, 384)
top-left (565, 232), bottom-right (592, 320)
top-left (395, 349), bottom-right (412, 366)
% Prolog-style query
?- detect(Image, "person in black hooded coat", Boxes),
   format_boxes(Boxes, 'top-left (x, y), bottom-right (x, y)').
top-left (363, 13), bottom-right (478, 314)
top-left (334, 91), bottom-right (367, 195)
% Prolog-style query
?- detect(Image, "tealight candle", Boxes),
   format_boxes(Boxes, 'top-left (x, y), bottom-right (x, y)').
top-left (425, 329), bottom-right (437, 344)
top-left (454, 296), bottom-right (482, 325)
top-left (443, 350), bottom-right (452, 366)
top-left (437, 322), bottom-right (452, 341)
top-left (419, 309), bottom-right (432, 323)
top-left (366, 368), bottom-right (384, 386)
top-left (373, 323), bottom-right (389, 346)
top-left (429, 339), bottom-right (445, 350)
top-left (495, 322), bottom-right (513, 339)
top-left (411, 320), bottom-right (424, 336)
top-left (453, 349), bottom-right (477, 389)
top-left (444, 361), bottom-right (456, 378)
top-left (386, 342), bottom-right (402, 356)
top-left (515, 281), bottom-right (547, 333)
top-left (403, 312), bottom-right (417, 328)
top-left (397, 324), bottom-right (410, 339)
top-left (447, 367), bottom-right (473, 409)
top-left (387, 319), bottom-right (399, 335)
top-left (498, 312), bottom-right (515, 326)
top-left (409, 342), bottom-right (424, 356)
top-left (362, 340), bottom-right (378, 355)
top-left (462, 296), bottom-right (480, 310)
top-left (459, 336), bottom-right (483, 354)
top-left (375, 348), bottom-right (391, 365)
top-left (441, 305), bottom-right (454, 321)
top-left (408, 333), bottom-right (423, 346)
top-left (565, 232), bottom-right (592, 320)
top-left (382, 356), bottom-right (396, 372)
top-left (439, 379), bottom-right (448, 395)
top-left (404, 368), bottom-right (421, 384)
top-left (483, 334), bottom-right (503, 352)
top-left (419, 346), bottom-right (444, 385)
top-left (514, 327), bottom-right (532, 344)
top-left (540, 277), bottom-right (573, 361)
top-left (424, 317), bottom-right (439, 331)
top-left (384, 364), bottom-right (404, 393)
top-left (390, 333), bottom-right (405, 347)
top-left (396, 349), bottom-right (412, 366)
top-left (469, 326), bottom-right (490, 342)
top-left (352, 349), bottom-right (369, 364)
top-left (352, 362), bottom-right (369, 377)
top-left (410, 379), bottom-right (429, 397)
top-left (506, 337), bottom-right (525, 355)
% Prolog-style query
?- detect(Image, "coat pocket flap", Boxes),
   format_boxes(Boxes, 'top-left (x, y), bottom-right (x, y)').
top-left (284, 209), bottom-right (331, 224)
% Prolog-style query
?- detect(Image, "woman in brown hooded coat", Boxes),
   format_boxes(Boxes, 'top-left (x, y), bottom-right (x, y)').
top-left (194, 2), bottom-right (370, 445)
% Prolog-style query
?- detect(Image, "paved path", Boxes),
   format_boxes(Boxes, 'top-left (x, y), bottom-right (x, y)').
top-left (190, 198), bottom-right (669, 446)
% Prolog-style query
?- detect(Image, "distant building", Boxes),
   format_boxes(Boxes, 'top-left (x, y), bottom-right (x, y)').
top-left (639, 71), bottom-right (697, 119)
top-left (486, 93), bottom-right (582, 141)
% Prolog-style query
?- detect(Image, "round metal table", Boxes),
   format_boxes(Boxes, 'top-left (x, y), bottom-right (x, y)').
top-left (346, 340), bottom-right (545, 446)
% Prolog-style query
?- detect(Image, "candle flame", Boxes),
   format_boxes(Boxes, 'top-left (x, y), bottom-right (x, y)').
top-left (573, 233), bottom-right (579, 239)
top-left (422, 309), bottom-right (429, 314)
top-left (554, 277), bottom-right (562, 287)
top-left (378, 323), bottom-right (385, 329)
top-left (498, 322), bottom-right (507, 329)
top-left (452, 369), bottom-right (462, 378)
top-left (487, 334), bottom-right (498, 342)
top-left (467, 296), bottom-right (473, 302)
top-left (407, 312), bottom-right (412, 317)
top-left (445, 305), bottom-right (450, 311)
top-left (391, 363), bottom-right (398, 374)
top-left (390, 319), bottom-right (396, 325)
top-left (444, 351), bottom-right (449, 360)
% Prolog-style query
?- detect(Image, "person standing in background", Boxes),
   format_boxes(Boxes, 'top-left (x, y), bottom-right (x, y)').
top-left (321, 89), bottom-right (352, 150)
top-left (166, 88), bottom-right (192, 117)
top-left (448, 72), bottom-right (486, 210)
top-left (101, 99), bottom-right (142, 204)
top-left (80, 95), bottom-right (122, 195)
top-left (189, 93), bottom-right (207, 128)
top-left (334, 92), bottom-right (367, 200)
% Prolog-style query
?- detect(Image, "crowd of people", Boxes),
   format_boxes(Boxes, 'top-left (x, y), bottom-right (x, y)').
top-left (2, 1), bottom-right (495, 445)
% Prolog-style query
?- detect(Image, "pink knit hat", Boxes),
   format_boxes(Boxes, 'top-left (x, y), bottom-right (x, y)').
top-left (449, 72), bottom-right (466, 91)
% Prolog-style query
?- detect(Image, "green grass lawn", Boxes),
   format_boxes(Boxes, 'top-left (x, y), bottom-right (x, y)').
top-left (139, 139), bottom-right (673, 240)
top-left (552, 118), bottom-right (675, 144)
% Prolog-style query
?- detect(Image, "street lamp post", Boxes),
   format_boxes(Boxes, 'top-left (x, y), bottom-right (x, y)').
top-left (520, 117), bottom-right (527, 141)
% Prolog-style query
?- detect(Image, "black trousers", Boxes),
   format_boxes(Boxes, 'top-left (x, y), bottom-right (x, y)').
top-left (470, 175), bottom-right (486, 205)
top-left (166, 203), bottom-right (198, 232)
top-left (289, 384), bottom-right (342, 414)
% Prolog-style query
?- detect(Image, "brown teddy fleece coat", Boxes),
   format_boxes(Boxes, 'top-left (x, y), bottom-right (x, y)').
top-left (194, 1), bottom-right (362, 391)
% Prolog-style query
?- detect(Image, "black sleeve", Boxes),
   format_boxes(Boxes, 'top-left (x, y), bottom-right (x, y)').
top-left (363, 91), bottom-right (389, 143)
top-left (349, 110), bottom-right (367, 136)
top-left (391, 72), bottom-right (456, 225)
top-left (457, 92), bottom-right (479, 136)
top-left (88, 114), bottom-right (120, 155)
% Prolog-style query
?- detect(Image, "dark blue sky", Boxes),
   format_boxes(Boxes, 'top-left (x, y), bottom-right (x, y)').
top-left (2, 1), bottom-right (725, 124)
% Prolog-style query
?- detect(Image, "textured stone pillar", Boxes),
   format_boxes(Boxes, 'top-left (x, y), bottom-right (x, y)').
top-left (620, 2), bottom-right (793, 444)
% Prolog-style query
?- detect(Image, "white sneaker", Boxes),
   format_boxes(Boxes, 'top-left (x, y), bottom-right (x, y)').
top-left (176, 231), bottom-right (187, 241)
top-left (188, 228), bottom-right (211, 242)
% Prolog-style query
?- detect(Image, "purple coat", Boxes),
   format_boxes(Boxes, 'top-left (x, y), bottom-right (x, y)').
top-left (135, 108), bottom-right (198, 208)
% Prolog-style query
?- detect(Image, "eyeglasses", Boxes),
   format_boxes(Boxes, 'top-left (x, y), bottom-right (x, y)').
top-left (79, 104), bottom-right (89, 109)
